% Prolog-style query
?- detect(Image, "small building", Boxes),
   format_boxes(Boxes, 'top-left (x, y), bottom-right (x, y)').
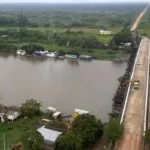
top-left (0, 113), bottom-right (5, 123)
top-left (37, 126), bottom-right (62, 145)
top-left (7, 110), bottom-right (20, 122)
top-left (125, 43), bottom-right (132, 47)
top-left (47, 106), bottom-right (56, 113)
top-left (100, 30), bottom-right (112, 35)
top-left (0, 35), bottom-right (8, 38)
top-left (73, 108), bottom-right (89, 119)
top-left (53, 111), bottom-right (62, 119)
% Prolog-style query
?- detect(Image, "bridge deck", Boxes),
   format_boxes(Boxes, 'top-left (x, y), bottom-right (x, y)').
top-left (118, 38), bottom-right (149, 150)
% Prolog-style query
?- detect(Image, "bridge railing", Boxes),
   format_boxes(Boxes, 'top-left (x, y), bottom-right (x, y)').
top-left (144, 40), bottom-right (150, 135)
top-left (120, 38), bottom-right (142, 124)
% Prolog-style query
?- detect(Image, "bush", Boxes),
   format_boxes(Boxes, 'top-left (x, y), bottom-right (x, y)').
top-left (104, 119), bottom-right (123, 143)
top-left (72, 114), bottom-right (103, 148)
top-left (21, 43), bottom-right (45, 54)
top-left (55, 132), bottom-right (83, 150)
top-left (20, 99), bottom-right (42, 117)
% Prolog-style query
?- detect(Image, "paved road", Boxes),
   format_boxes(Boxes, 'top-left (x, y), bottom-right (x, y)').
top-left (118, 38), bottom-right (150, 150)
top-left (131, 4), bottom-right (149, 31)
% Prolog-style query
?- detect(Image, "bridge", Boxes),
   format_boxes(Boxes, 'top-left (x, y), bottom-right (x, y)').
top-left (117, 4), bottom-right (150, 150)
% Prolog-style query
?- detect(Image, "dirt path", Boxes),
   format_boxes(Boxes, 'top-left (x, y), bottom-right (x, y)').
top-left (117, 38), bottom-right (150, 150)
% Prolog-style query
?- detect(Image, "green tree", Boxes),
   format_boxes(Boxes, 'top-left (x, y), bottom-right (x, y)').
top-left (72, 114), bottom-right (103, 148)
top-left (20, 99), bottom-right (41, 117)
top-left (112, 29), bottom-right (133, 45)
top-left (55, 132), bottom-right (82, 150)
top-left (17, 12), bottom-right (29, 28)
top-left (104, 119), bottom-right (123, 144)
top-left (21, 43), bottom-right (45, 54)
top-left (21, 130), bottom-right (44, 150)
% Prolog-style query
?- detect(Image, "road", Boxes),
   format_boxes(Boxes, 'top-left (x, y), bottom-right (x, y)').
top-left (117, 38), bottom-right (150, 150)
top-left (131, 4), bottom-right (149, 31)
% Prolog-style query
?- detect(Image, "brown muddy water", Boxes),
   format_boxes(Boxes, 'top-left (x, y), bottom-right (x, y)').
top-left (0, 53), bottom-right (126, 122)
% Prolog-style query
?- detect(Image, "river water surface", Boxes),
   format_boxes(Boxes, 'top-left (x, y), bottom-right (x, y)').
top-left (0, 54), bottom-right (126, 122)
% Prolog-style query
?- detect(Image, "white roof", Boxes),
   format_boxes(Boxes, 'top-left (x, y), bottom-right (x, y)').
top-left (74, 108), bottom-right (89, 115)
top-left (47, 106), bottom-right (56, 112)
top-left (53, 111), bottom-right (61, 117)
top-left (37, 126), bottom-right (62, 142)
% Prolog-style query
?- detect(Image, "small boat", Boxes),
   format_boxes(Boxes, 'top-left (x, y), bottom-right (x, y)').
top-left (79, 55), bottom-right (92, 60)
top-left (65, 54), bottom-right (78, 59)
top-left (16, 50), bottom-right (26, 56)
top-left (47, 52), bottom-right (58, 58)
top-left (33, 51), bottom-right (47, 57)
top-left (20, 51), bottom-right (26, 56)
top-left (16, 50), bottom-right (22, 55)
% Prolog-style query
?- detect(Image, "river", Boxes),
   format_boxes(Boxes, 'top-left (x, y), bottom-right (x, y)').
top-left (0, 53), bottom-right (126, 122)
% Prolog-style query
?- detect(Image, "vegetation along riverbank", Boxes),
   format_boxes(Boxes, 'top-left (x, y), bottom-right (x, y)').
top-left (0, 99), bottom-right (123, 150)
top-left (0, 3), bottom-right (141, 60)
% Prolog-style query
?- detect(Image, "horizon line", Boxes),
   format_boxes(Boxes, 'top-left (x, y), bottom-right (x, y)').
top-left (0, 2), bottom-right (149, 4)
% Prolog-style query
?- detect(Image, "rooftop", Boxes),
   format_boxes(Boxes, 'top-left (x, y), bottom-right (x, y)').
top-left (37, 126), bottom-right (62, 143)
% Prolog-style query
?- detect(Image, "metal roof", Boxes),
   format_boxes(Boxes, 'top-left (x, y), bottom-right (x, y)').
top-left (37, 126), bottom-right (62, 143)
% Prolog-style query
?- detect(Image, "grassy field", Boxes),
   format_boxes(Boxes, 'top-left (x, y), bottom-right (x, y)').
top-left (0, 117), bottom-right (40, 150)
top-left (0, 26), bottom-right (122, 34)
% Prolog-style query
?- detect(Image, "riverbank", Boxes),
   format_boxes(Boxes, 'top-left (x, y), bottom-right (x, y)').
top-left (0, 26), bottom-right (130, 60)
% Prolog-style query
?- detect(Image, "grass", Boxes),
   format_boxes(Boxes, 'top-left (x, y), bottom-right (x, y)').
top-left (0, 117), bottom-right (40, 150)
top-left (97, 35), bottom-right (112, 44)
top-left (0, 26), bottom-right (126, 60)
top-left (138, 28), bottom-right (150, 37)
top-left (0, 26), bottom-right (122, 35)
top-left (78, 49), bottom-right (129, 60)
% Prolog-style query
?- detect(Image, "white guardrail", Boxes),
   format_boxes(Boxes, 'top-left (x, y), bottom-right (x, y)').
top-left (143, 39), bottom-right (150, 135)
top-left (120, 39), bottom-right (143, 124)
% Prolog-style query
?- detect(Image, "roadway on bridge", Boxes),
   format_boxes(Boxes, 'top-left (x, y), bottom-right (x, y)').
top-left (118, 38), bottom-right (150, 150)
top-left (131, 4), bottom-right (149, 31)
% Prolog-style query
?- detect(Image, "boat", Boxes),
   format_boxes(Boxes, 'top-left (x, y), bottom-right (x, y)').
top-left (16, 50), bottom-right (26, 56)
top-left (47, 52), bottom-right (58, 58)
top-left (16, 50), bottom-right (22, 55)
top-left (65, 54), bottom-right (78, 59)
top-left (33, 51), bottom-right (47, 57)
top-left (79, 55), bottom-right (92, 60)
top-left (20, 51), bottom-right (26, 56)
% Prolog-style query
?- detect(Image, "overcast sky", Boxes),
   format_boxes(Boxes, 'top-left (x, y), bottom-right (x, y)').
top-left (0, 0), bottom-right (149, 3)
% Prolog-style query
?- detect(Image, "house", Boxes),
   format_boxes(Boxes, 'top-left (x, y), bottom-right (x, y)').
top-left (53, 111), bottom-right (62, 119)
top-left (100, 30), bottom-right (112, 35)
top-left (7, 110), bottom-right (20, 122)
top-left (73, 108), bottom-right (89, 119)
top-left (37, 126), bottom-right (62, 145)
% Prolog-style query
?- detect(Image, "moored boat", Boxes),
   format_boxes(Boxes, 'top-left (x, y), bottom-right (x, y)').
top-left (79, 55), bottom-right (92, 60)
top-left (65, 54), bottom-right (78, 59)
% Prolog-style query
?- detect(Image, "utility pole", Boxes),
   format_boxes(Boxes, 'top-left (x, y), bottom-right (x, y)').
top-left (3, 133), bottom-right (5, 150)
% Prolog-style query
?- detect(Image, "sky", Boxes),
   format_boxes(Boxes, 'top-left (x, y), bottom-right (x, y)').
top-left (0, 0), bottom-right (149, 3)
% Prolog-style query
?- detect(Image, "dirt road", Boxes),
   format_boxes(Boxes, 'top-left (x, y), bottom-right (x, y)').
top-left (131, 4), bottom-right (149, 31)
top-left (117, 38), bottom-right (150, 150)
